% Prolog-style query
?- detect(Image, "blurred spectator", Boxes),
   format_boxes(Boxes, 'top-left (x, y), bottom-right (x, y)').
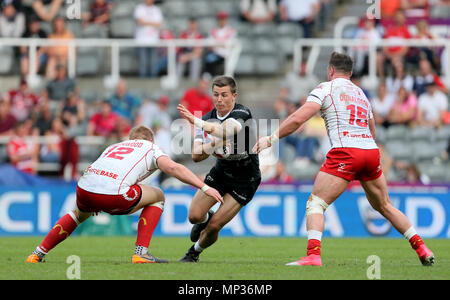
top-left (53, 117), bottom-right (79, 180)
top-left (1, 0), bottom-right (22, 12)
top-left (20, 15), bottom-right (48, 76)
top-left (379, 10), bottom-right (412, 77)
top-left (277, 101), bottom-right (317, 163)
top-left (412, 20), bottom-right (440, 70)
top-left (113, 117), bottom-right (132, 141)
top-left (137, 95), bottom-right (172, 130)
top-left (7, 120), bottom-right (39, 174)
top-left (44, 17), bottom-right (75, 79)
top-left (348, 17), bottom-right (382, 77)
top-left (40, 117), bottom-right (63, 163)
top-left (204, 11), bottom-right (237, 76)
top-left (134, 0), bottom-right (164, 78)
top-left (179, 74), bottom-right (214, 116)
top-left (155, 27), bottom-right (175, 76)
top-left (280, 61), bottom-right (318, 104)
top-left (371, 81), bottom-right (397, 126)
top-left (240, 0), bottom-right (277, 24)
top-left (416, 81), bottom-right (448, 127)
top-left (413, 59), bottom-right (448, 97)
top-left (380, 0), bottom-right (402, 19)
top-left (318, 0), bottom-right (331, 31)
top-left (395, 161), bottom-right (430, 184)
top-left (298, 113), bottom-right (328, 163)
top-left (86, 100), bottom-right (119, 138)
top-left (273, 87), bottom-right (291, 120)
top-left (278, 0), bottom-right (320, 38)
top-left (22, 0), bottom-right (63, 22)
top-left (107, 79), bottom-right (141, 123)
top-left (0, 99), bottom-right (17, 136)
top-left (44, 64), bottom-right (77, 105)
top-left (82, 0), bottom-right (113, 27)
top-left (32, 98), bottom-right (53, 136)
top-left (4, 77), bottom-right (41, 122)
top-left (177, 18), bottom-right (204, 82)
top-left (150, 95), bottom-right (172, 156)
top-left (0, 1), bottom-right (25, 37)
top-left (402, 0), bottom-right (429, 18)
top-left (387, 86), bottom-right (418, 125)
top-left (57, 91), bottom-right (86, 135)
top-left (386, 59), bottom-right (414, 95)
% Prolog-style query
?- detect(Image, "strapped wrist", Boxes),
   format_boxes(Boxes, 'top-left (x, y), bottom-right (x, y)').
top-left (194, 117), bottom-right (205, 129)
top-left (268, 132), bottom-right (279, 144)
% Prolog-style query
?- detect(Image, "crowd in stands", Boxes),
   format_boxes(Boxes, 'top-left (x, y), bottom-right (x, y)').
top-left (0, 0), bottom-right (449, 185)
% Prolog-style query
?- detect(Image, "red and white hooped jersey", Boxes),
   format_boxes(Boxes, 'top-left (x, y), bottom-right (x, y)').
top-left (306, 78), bottom-right (378, 150)
top-left (77, 139), bottom-right (167, 195)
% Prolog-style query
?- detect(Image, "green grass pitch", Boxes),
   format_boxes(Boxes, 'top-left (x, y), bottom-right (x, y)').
top-left (1, 236), bottom-right (449, 280)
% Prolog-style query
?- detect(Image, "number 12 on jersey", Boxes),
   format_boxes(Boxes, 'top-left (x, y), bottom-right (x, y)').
top-left (103, 146), bottom-right (134, 160)
top-left (346, 104), bottom-right (368, 127)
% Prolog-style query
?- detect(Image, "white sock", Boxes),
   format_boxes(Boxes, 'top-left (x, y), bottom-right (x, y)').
top-left (135, 245), bottom-right (148, 256)
top-left (194, 241), bottom-right (204, 252)
top-left (403, 226), bottom-right (417, 240)
top-left (307, 230), bottom-right (323, 241)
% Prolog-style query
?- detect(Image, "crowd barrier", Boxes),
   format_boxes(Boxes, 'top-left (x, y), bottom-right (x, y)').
top-left (0, 185), bottom-right (448, 238)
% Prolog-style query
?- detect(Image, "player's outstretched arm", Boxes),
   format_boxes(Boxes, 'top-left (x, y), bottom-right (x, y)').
top-left (253, 102), bottom-right (321, 154)
top-left (177, 104), bottom-right (241, 139)
top-left (156, 156), bottom-right (223, 204)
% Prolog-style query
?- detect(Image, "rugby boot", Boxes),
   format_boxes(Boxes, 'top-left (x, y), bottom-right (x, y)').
top-left (179, 245), bottom-right (200, 263)
top-left (132, 253), bottom-right (168, 264)
top-left (416, 244), bottom-right (435, 266)
top-left (285, 254), bottom-right (322, 266)
top-left (190, 210), bottom-right (214, 242)
top-left (26, 249), bottom-right (45, 263)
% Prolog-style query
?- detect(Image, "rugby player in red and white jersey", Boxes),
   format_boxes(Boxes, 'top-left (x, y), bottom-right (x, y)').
top-left (26, 125), bottom-right (223, 264)
top-left (254, 52), bottom-right (435, 267)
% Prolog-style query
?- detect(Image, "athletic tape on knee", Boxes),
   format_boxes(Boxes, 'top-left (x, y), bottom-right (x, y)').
top-left (306, 194), bottom-right (329, 216)
top-left (149, 201), bottom-right (164, 211)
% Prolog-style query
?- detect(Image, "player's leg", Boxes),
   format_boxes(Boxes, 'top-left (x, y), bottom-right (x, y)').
top-left (179, 193), bottom-right (242, 262)
top-left (287, 171), bottom-right (349, 266)
top-left (187, 189), bottom-right (220, 242)
top-left (198, 193), bottom-right (242, 248)
top-left (130, 184), bottom-right (168, 263)
top-left (26, 207), bottom-right (91, 263)
top-left (360, 174), bottom-right (435, 266)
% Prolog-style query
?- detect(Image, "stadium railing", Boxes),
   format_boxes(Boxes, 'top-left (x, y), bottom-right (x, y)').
top-left (292, 38), bottom-right (450, 89)
top-left (0, 37), bottom-right (242, 89)
top-left (0, 135), bottom-right (105, 173)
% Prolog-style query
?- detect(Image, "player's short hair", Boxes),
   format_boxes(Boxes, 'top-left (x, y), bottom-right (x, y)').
top-left (129, 125), bottom-right (154, 141)
top-left (329, 51), bottom-right (353, 75)
top-left (212, 76), bottom-right (238, 94)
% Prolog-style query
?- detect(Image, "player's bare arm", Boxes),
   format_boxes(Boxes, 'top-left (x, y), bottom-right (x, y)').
top-left (368, 118), bottom-right (376, 140)
top-left (177, 104), bottom-right (242, 139)
top-left (156, 155), bottom-right (223, 204)
top-left (253, 101), bottom-right (321, 154)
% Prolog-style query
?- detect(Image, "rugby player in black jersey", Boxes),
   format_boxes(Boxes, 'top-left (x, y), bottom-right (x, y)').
top-left (177, 76), bottom-right (261, 262)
